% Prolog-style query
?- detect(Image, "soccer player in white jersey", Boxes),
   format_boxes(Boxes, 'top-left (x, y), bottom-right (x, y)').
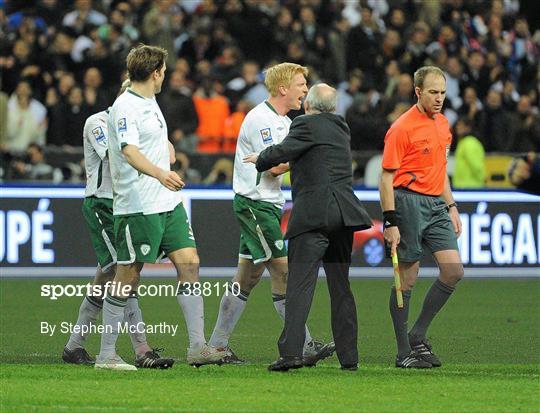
top-left (207, 63), bottom-right (335, 365)
top-left (95, 45), bottom-right (225, 370)
top-left (62, 80), bottom-right (174, 369)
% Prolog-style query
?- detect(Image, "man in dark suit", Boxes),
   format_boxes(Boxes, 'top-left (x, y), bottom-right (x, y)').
top-left (244, 84), bottom-right (372, 371)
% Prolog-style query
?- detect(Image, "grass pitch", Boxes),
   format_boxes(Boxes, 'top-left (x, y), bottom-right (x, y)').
top-left (1, 277), bottom-right (539, 412)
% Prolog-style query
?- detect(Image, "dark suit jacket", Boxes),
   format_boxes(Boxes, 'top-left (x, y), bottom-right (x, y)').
top-left (256, 112), bottom-right (372, 239)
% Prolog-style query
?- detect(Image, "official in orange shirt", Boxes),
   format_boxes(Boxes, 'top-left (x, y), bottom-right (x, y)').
top-left (379, 66), bottom-right (464, 369)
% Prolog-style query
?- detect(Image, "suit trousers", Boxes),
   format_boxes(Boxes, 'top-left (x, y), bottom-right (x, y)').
top-left (278, 197), bottom-right (358, 366)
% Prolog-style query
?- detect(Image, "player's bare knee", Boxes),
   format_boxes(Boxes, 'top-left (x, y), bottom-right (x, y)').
top-left (234, 271), bottom-right (261, 292)
top-left (440, 264), bottom-right (464, 286)
top-left (401, 280), bottom-right (416, 291)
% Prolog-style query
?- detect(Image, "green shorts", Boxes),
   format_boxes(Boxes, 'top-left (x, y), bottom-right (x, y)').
top-left (114, 202), bottom-right (196, 264)
top-left (395, 188), bottom-right (458, 262)
top-left (82, 197), bottom-right (117, 271)
top-left (233, 194), bottom-right (287, 264)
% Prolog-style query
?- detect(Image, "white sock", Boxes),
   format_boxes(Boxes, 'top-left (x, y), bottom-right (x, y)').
top-left (177, 284), bottom-right (206, 348)
top-left (99, 296), bottom-right (127, 359)
top-left (209, 283), bottom-right (249, 348)
top-left (125, 293), bottom-right (151, 357)
top-left (65, 296), bottom-right (102, 351)
top-left (272, 294), bottom-right (313, 348)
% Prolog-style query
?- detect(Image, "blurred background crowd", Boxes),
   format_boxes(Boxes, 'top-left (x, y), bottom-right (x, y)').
top-left (0, 0), bottom-right (538, 188)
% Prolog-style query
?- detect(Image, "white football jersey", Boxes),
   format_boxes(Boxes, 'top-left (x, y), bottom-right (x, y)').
top-left (83, 110), bottom-right (112, 199)
top-left (233, 101), bottom-right (291, 207)
top-left (108, 89), bottom-right (179, 215)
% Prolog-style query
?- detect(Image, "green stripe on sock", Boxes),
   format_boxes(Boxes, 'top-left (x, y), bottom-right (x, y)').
top-left (86, 295), bottom-right (103, 308)
top-left (105, 295), bottom-right (127, 307)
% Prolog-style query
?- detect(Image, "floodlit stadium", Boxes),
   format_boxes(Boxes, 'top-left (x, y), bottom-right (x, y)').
top-left (0, 1), bottom-right (539, 412)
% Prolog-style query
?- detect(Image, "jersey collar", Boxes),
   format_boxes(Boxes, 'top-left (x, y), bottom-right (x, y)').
top-left (127, 88), bottom-right (146, 100)
top-left (264, 100), bottom-right (279, 115)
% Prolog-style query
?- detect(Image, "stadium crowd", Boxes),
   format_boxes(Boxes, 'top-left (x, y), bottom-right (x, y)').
top-left (0, 0), bottom-right (538, 185)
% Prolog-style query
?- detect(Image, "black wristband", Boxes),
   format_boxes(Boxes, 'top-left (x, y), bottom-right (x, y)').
top-left (383, 210), bottom-right (398, 228)
top-left (446, 202), bottom-right (458, 211)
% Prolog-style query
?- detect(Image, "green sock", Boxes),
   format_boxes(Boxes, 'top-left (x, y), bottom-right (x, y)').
top-left (389, 288), bottom-right (412, 358)
top-left (409, 279), bottom-right (455, 342)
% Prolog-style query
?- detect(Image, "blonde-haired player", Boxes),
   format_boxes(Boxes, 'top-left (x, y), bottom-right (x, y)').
top-left (207, 63), bottom-right (335, 365)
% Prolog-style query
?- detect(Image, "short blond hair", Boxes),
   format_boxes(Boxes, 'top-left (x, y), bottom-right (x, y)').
top-left (264, 62), bottom-right (308, 97)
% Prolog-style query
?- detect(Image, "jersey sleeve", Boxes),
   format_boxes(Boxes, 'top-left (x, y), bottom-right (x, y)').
top-left (382, 124), bottom-right (409, 170)
top-left (83, 116), bottom-right (108, 160)
top-left (114, 102), bottom-right (140, 148)
top-left (244, 115), bottom-right (272, 153)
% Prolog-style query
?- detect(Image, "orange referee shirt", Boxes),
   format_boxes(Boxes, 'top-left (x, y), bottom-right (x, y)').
top-left (382, 105), bottom-right (452, 196)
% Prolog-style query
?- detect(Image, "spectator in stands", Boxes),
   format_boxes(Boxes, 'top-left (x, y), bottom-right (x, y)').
top-left (64, 86), bottom-right (90, 148)
top-left (478, 89), bottom-right (516, 152)
top-left (326, 16), bottom-right (350, 84)
top-left (142, 0), bottom-right (184, 68)
top-left (1, 38), bottom-right (42, 97)
top-left (508, 152), bottom-right (540, 195)
top-left (178, 30), bottom-right (219, 68)
top-left (6, 80), bottom-right (47, 152)
top-left (336, 69), bottom-right (363, 117)
top-left (62, 0), bottom-right (107, 35)
top-left (82, 67), bottom-right (108, 112)
top-left (445, 56), bottom-right (465, 110)
top-left (458, 86), bottom-right (483, 129)
top-left (193, 78), bottom-right (230, 153)
top-left (226, 61), bottom-right (268, 108)
top-left (385, 7), bottom-right (406, 33)
top-left (108, 1), bottom-right (139, 43)
top-left (211, 46), bottom-right (242, 84)
top-left (223, 99), bottom-right (253, 154)
top-left (463, 51), bottom-right (491, 99)
top-left (453, 117), bottom-right (486, 188)
top-left (46, 28), bottom-right (78, 74)
top-left (402, 22), bottom-right (430, 73)
top-left (346, 5), bottom-right (383, 81)
top-left (512, 95), bottom-right (540, 152)
top-left (10, 143), bottom-right (55, 180)
top-left (346, 92), bottom-right (386, 151)
top-left (158, 71), bottom-right (199, 155)
top-left (382, 73), bottom-right (414, 115)
top-left (272, 6), bottom-right (296, 57)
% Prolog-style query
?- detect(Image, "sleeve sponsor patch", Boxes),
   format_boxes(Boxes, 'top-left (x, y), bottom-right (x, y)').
top-left (260, 128), bottom-right (273, 144)
top-left (118, 118), bottom-right (127, 132)
top-left (92, 126), bottom-right (106, 143)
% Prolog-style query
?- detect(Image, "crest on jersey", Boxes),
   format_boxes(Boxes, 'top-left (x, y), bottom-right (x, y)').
top-left (140, 244), bottom-right (151, 256)
top-left (275, 240), bottom-right (284, 250)
top-left (260, 128), bottom-right (273, 144)
top-left (118, 118), bottom-right (127, 132)
top-left (92, 126), bottom-right (106, 143)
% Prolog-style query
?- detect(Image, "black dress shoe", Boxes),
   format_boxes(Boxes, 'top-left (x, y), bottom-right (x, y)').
top-left (62, 347), bottom-right (94, 365)
top-left (268, 357), bottom-right (304, 372)
top-left (340, 364), bottom-right (358, 371)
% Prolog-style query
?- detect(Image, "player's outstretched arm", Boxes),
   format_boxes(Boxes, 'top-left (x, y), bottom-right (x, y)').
top-left (122, 144), bottom-right (184, 191)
